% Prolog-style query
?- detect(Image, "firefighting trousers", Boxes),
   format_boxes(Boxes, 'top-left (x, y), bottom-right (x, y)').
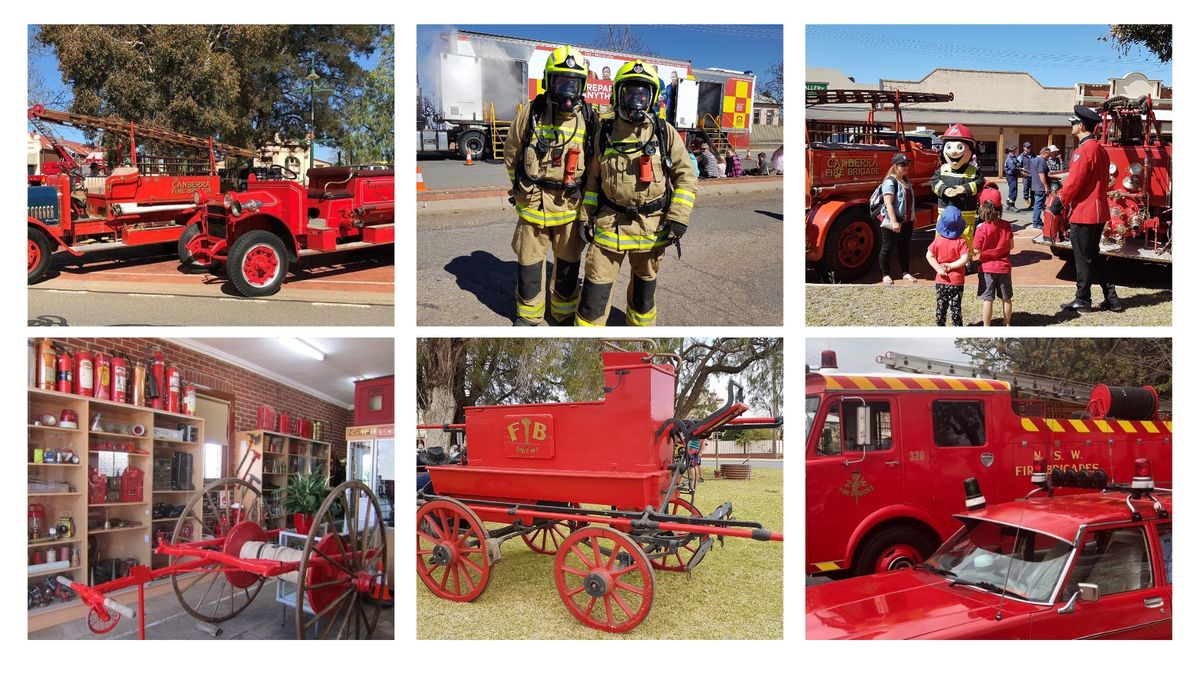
top-left (512, 219), bottom-right (584, 323)
top-left (575, 245), bottom-right (666, 327)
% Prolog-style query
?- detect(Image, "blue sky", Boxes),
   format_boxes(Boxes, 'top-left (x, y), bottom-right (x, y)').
top-left (806, 25), bottom-right (1171, 88)
top-left (417, 24), bottom-right (783, 92)
top-left (27, 26), bottom-right (383, 162)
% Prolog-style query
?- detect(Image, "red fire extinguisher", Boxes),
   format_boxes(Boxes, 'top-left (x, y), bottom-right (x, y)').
top-left (75, 350), bottom-right (94, 397)
top-left (56, 348), bottom-right (74, 394)
top-left (183, 385), bottom-right (197, 416)
top-left (94, 352), bottom-right (111, 401)
top-left (166, 366), bottom-right (181, 413)
top-left (111, 354), bottom-right (128, 403)
top-left (149, 349), bottom-right (165, 410)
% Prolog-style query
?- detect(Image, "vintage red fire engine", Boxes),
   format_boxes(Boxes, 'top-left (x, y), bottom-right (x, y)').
top-left (1042, 95), bottom-right (1171, 264)
top-left (416, 344), bottom-right (783, 633)
top-left (807, 459), bottom-right (1172, 639)
top-left (185, 165), bottom-right (395, 296)
top-left (806, 350), bottom-right (1171, 577)
top-left (805, 89), bottom-right (952, 280)
top-left (27, 105), bottom-right (257, 284)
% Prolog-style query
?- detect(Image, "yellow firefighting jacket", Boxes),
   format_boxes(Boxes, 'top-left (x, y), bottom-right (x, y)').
top-left (581, 117), bottom-right (698, 252)
top-left (503, 96), bottom-right (590, 227)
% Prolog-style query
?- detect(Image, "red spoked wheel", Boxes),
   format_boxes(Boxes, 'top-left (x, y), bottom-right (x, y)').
top-left (648, 498), bottom-right (710, 572)
top-left (520, 502), bottom-right (579, 554)
top-left (875, 543), bottom-right (923, 573)
top-left (227, 230), bottom-right (289, 297)
top-left (416, 498), bottom-right (491, 603)
top-left (86, 607), bottom-right (120, 634)
top-left (243, 245), bottom-right (279, 285)
top-left (554, 527), bottom-right (655, 633)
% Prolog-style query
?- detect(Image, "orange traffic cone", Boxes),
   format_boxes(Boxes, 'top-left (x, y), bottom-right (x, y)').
top-left (464, 151), bottom-right (474, 166)
top-left (371, 561), bottom-right (393, 606)
top-left (416, 165), bottom-right (426, 192)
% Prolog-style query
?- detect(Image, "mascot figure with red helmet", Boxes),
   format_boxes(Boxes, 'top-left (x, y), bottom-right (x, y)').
top-left (931, 124), bottom-right (986, 248)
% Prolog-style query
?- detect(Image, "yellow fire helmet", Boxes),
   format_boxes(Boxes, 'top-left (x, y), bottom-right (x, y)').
top-left (611, 60), bottom-right (661, 123)
top-left (542, 45), bottom-right (588, 110)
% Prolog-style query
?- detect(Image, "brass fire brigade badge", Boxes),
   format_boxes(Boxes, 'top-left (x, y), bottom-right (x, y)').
top-left (840, 472), bottom-right (873, 505)
top-left (503, 414), bottom-right (556, 459)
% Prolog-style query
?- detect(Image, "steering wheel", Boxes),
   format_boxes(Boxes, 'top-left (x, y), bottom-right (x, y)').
top-left (268, 164), bottom-right (299, 180)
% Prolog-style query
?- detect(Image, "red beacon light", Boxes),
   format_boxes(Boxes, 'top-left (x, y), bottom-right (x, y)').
top-left (963, 477), bottom-right (986, 511)
top-left (1031, 456), bottom-right (1048, 487)
top-left (1132, 458), bottom-right (1154, 491)
top-left (820, 350), bottom-right (838, 371)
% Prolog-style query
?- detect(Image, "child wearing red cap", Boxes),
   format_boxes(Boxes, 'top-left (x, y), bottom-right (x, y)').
top-left (972, 187), bottom-right (1015, 326)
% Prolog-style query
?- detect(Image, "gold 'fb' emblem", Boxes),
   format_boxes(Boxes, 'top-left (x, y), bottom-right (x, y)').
top-left (506, 417), bottom-right (547, 444)
top-left (840, 472), bottom-right (874, 505)
top-left (503, 414), bottom-right (554, 458)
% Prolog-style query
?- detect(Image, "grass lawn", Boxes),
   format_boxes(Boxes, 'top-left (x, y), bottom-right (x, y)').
top-left (416, 467), bottom-right (784, 640)
top-left (806, 284), bottom-right (1170, 326)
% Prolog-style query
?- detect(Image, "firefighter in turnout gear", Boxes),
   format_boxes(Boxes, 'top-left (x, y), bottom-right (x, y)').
top-left (575, 60), bottom-right (698, 326)
top-left (504, 45), bottom-right (595, 325)
top-left (930, 124), bottom-right (986, 250)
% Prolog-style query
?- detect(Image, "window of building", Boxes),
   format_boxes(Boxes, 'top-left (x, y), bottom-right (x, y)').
top-left (765, 109), bottom-right (775, 125)
top-left (933, 400), bottom-right (986, 447)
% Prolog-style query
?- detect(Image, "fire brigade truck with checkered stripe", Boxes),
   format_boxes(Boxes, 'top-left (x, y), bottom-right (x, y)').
top-left (419, 29), bottom-right (755, 161)
top-left (806, 350), bottom-right (1171, 578)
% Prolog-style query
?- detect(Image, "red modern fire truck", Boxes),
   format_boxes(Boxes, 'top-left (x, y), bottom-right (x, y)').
top-left (806, 89), bottom-right (953, 281)
top-left (185, 165), bottom-right (394, 296)
top-left (806, 350), bottom-right (1172, 577)
top-left (1042, 95), bottom-right (1171, 264)
top-left (807, 460), bottom-right (1172, 639)
top-left (420, 29), bottom-right (755, 159)
top-left (27, 105), bottom-right (258, 284)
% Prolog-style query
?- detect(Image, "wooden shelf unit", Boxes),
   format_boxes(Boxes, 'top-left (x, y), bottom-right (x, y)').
top-left (235, 429), bottom-right (331, 525)
top-left (26, 387), bottom-right (204, 628)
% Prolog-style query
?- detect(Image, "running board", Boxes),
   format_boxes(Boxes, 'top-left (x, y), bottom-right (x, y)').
top-left (297, 240), bottom-right (387, 256)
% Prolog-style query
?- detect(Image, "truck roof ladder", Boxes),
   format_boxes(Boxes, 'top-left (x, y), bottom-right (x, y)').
top-left (875, 351), bottom-right (1171, 414)
top-left (805, 89), bottom-right (954, 108)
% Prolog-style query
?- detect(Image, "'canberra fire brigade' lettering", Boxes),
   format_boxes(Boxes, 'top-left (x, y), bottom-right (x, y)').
top-left (825, 157), bottom-right (879, 179)
top-left (172, 178), bottom-right (212, 194)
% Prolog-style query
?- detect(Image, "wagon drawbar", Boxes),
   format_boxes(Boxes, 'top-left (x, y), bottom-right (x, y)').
top-left (416, 343), bottom-right (783, 633)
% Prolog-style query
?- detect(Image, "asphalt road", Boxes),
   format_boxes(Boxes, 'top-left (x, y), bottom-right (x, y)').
top-left (29, 242), bottom-right (394, 326)
top-left (29, 289), bottom-right (393, 326)
top-left (417, 188), bottom-right (784, 326)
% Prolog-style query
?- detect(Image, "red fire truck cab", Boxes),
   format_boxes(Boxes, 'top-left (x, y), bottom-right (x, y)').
top-left (805, 353), bottom-right (1171, 577)
top-left (807, 462), bottom-right (1172, 639)
top-left (186, 165), bottom-right (395, 296)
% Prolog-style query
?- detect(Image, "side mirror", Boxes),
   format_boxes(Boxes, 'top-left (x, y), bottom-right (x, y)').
top-left (856, 405), bottom-right (871, 447)
top-left (1078, 582), bottom-right (1100, 602)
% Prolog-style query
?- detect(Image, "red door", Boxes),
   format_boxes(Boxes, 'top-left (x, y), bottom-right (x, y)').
top-left (806, 395), bottom-right (902, 573)
top-left (1030, 523), bottom-right (1171, 639)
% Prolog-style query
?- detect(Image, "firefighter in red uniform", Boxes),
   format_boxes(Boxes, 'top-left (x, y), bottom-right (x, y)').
top-left (1049, 105), bottom-right (1121, 312)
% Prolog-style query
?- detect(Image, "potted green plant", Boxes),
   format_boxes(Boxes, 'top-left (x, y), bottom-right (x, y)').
top-left (281, 472), bottom-right (330, 535)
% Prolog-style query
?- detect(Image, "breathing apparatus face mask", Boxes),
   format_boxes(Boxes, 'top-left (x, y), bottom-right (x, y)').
top-left (549, 74), bottom-right (583, 109)
top-left (618, 83), bottom-right (653, 123)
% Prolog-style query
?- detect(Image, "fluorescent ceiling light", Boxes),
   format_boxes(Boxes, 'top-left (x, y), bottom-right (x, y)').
top-left (280, 338), bottom-right (325, 361)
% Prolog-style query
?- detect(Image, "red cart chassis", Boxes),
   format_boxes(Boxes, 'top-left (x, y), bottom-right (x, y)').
top-left (416, 344), bottom-right (784, 633)
top-left (59, 477), bottom-right (388, 640)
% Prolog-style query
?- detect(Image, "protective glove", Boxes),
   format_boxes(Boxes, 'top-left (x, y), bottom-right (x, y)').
top-left (667, 220), bottom-right (688, 240)
top-left (579, 219), bottom-right (595, 245)
top-left (1047, 196), bottom-right (1063, 217)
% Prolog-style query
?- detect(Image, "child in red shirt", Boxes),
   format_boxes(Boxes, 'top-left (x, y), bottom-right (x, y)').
top-left (925, 205), bottom-right (969, 326)
top-left (972, 188), bottom-right (1015, 326)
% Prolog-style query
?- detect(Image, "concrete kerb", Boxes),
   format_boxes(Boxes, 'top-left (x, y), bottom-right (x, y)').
top-left (416, 176), bottom-right (784, 215)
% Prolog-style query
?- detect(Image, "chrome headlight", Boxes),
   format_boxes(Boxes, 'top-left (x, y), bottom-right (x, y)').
top-left (229, 197), bottom-right (243, 217)
top-left (223, 194), bottom-right (233, 210)
top-left (192, 191), bottom-right (202, 206)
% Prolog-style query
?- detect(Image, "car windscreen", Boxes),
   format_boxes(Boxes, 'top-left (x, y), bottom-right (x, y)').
top-left (925, 519), bottom-right (1073, 604)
